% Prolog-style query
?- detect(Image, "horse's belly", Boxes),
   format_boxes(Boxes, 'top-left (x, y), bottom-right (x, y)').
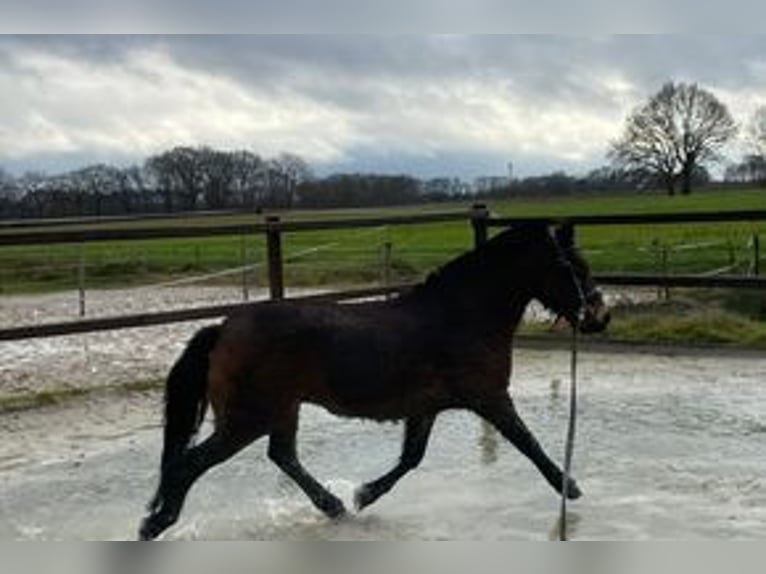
top-left (313, 370), bottom-right (448, 421)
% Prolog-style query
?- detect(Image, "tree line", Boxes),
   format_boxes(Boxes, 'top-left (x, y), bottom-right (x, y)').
top-left (0, 152), bottom-right (654, 220)
top-left (0, 149), bottom-right (315, 219)
top-left (1, 81), bottom-right (766, 220)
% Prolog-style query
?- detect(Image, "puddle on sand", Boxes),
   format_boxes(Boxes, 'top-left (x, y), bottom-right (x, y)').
top-left (1, 348), bottom-right (766, 540)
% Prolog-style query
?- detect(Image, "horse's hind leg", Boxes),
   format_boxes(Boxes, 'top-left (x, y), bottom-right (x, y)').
top-left (267, 410), bottom-right (346, 519)
top-left (475, 394), bottom-right (581, 500)
top-left (355, 414), bottom-right (435, 511)
top-left (139, 428), bottom-right (263, 541)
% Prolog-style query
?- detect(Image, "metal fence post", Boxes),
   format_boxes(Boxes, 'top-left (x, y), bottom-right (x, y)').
top-left (78, 243), bottom-right (86, 317)
top-left (661, 245), bottom-right (670, 301)
top-left (240, 233), bottom-right (250, 302)
top-left (141, 249), bottom-right (148, 279)
top-left (266, 216), bottom-right (284, 300)
top-left (471, 202), bottom-right (498, 460)
top-left (471, 203), bottom-right (489, 248)
top-left (652, 239), bottom-right (667, 301)
top-left (381, 239), bottom-right (393, 299)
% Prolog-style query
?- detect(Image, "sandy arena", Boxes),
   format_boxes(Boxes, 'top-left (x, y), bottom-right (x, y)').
top-left (1, 287), bottom-right (764, 540)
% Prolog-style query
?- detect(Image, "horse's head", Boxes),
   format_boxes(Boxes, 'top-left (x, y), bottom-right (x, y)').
top-left (423, 222), bottom-right (609, 335)
top-left (527, 223), bottom-right (611, 334)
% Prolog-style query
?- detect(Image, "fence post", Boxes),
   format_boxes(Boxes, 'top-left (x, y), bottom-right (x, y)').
top-left (240, 233), bottom-right (250, 302)
top-left (752, 234), bottom-right (760, 277)
top-left (471, 203), bottom-right (489, 248)
top-left (470, 203), bottom-right (498, 460)
top-left (266, 216), bottom-right (284, 300)
top-left (652, 239), bottom-right (669, 301)
top-left (661, 245), bottom-right (670, 301)
top-left (381, 239), bottom-right (392, 299)
top-left (141, 249), bottom-right (148, 280)
top-left (78, 243), bottom-right (86, 317)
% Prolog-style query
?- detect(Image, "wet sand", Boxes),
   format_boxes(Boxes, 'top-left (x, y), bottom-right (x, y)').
top-left (1, 348), bottom-right (764, 540)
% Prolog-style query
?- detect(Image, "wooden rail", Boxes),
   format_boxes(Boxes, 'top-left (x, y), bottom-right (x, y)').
top-left (485, 210), bottom-right (766, 227)
top-left (0, 210), bottom-right (470, 247)
top-left (595, 273), bottom-right (766, 290)
top-left (1, 204), bottom-right (765, 343)
top-left (4, 208), bottom-right (766, 247)
top-left (0, 284), bottom-right (411, 342)
top-left (3, 271), bottom-right (765, 343)
top-left (0, 207), bottom-right (259, 230)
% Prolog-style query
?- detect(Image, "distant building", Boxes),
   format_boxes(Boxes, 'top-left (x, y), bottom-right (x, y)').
top-left (423, 177), bottom-right (470, 197)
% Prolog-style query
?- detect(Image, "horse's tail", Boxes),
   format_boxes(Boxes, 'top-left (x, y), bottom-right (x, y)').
top-left (160, 324), bottom-right (221, 472)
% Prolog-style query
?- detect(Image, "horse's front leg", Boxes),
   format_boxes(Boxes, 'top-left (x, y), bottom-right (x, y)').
top-left (268, 410), bottom-right (346, 518)
top-left (474, 394), bottom-right (582, 500)
top-left (355, 414), bottom-right (436, 511)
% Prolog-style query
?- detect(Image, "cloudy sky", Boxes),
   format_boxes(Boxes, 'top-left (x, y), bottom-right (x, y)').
top-left (1, 35), bottom-right (765, 179)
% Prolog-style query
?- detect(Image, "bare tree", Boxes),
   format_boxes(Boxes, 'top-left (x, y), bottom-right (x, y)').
top-left (725, 155), bottom-right (766, 185)
top-left (198, 148), bottom-right (235, 209)
top-left (67, 164), bottom-right (133, 216)
top-left (269, 153), bottom-right (313, 208)
top-left (0, 168), bottom-right (18, 217)
top-left (230, 150), bottom-right (267, 209)
top-left (747, 105), bottom-right (766, 159)
top-left (120, 165), bottom-right (150, 213)
top-left (0, 168), bottom-right (17, 197)
top-left (610, 81), bottom-right (737, 195)
top-left (146, 146), bottom-right (207, 210)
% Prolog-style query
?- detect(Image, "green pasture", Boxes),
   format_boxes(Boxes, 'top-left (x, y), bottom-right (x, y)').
top-left (1, 188), bottom-right (766, 296)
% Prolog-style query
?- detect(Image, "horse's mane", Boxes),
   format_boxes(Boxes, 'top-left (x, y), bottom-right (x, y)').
top-left (416, 225), bottom-right (549, 295)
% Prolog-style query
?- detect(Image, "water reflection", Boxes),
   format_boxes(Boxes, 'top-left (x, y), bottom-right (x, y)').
top-left (479, 421), bottom-right (499, 465)
top-left (549, 378), bottom-right (562, 400)
top-left (548, 511), bottom-right (583, 541)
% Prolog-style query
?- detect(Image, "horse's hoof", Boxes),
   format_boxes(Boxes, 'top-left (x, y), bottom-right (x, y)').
top-left (320, 496), bottom-right (347, 520)
top-left (138, 518), bottom-right (159, 541)
top-left (353, 485), bottom-right (374, 512)
top-left (565, 479), bottom-right (583, 500)
top-left (138, 513), bottom-right (172, 541)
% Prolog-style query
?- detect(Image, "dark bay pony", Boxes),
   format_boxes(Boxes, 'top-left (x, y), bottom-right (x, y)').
top-left (139, 224), bottom-right (610, 540)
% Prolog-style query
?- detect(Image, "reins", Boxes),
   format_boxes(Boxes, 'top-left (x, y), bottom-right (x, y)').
top-left (559, 321), bottom-right (579, 541)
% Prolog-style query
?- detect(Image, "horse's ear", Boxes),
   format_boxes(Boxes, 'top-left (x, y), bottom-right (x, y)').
top-left (554, 223), bottom-right (575, 248)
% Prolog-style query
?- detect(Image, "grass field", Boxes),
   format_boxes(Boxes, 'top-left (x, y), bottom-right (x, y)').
top-left (2, 187), bottom-right (766, 295)
top-left (2, 188), bottom-right (766, 347)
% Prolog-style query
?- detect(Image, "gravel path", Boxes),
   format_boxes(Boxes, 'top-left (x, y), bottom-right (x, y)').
top-left (0, 286), bottom-right (317, 397)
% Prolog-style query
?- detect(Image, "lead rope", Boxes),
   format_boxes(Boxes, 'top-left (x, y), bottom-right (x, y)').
top-left (559, 322), bottom-right (579, 541)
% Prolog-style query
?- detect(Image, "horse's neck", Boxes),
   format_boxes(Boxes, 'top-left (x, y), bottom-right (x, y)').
top-left (471, 289), bottom-right (531, 336)
top-left (412, 279), bottom-right (531, 337)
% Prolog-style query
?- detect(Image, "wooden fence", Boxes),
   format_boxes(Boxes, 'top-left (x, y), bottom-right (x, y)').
top-left (1, 204), bottom-right (765, 342)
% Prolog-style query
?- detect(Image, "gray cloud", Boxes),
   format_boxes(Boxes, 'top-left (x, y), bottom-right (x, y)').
top-left (1, 35), bottom-right (765, 178)
top-left (9, 35), bottom-right (766, 99)
top-left (3, 1), bottom-right (766, 33)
